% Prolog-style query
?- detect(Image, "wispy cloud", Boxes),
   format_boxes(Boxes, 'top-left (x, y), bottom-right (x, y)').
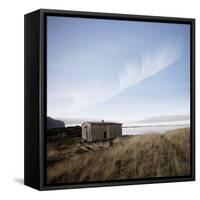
top-left (70, 39), bottom-right (182, 110)
top-left (119, 40), bottom-right (182, 90)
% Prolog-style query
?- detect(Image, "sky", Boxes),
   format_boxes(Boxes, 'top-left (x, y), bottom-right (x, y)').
top-left (47, 16), bottom-right (190, 121)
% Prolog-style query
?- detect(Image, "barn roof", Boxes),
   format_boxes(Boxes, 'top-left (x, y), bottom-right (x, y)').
top-left (82, 121), bottom-right (122, 126)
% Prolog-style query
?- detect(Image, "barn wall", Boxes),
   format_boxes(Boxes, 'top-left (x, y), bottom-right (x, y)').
top-left (82, 123), bottom-right (122, 142)
top-left (108, 124), bottom-right (122, 138)
top-left (82, 125), bottom-right (86, 140)
top-left (88, 124), bottom-right (92, 141)
top-left (82, 123), bottom-right (92, 141)
top-left (91, 125), bottom-right (102, 141)
top-left (91, 124), bottom-right (122, 141)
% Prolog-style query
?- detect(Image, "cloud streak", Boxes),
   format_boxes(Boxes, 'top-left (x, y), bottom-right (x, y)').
top-left (119, 40), bottom-right (182, 90)
top-left (70, 39), bottom-right (182, 110)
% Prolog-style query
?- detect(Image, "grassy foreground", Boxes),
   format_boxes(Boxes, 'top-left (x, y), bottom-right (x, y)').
top-left (47, 128), bottom-right (190, 184)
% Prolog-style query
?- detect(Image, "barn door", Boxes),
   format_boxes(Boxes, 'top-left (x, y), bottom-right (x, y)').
top-left (104, 131), bottom-right (107, 139)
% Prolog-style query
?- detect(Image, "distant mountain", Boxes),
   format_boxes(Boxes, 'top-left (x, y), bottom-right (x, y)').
top-left (47, 117), bottom-right (65, 129)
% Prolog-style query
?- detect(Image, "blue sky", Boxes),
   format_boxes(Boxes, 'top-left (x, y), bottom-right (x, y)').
top-left (47, 16), bottom-right (190, 121)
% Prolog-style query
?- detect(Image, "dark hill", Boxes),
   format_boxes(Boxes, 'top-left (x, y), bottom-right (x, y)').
top-left (47, 126), bottom-right (82, 141)
top-left (47, 116), bottom-right (65, 129)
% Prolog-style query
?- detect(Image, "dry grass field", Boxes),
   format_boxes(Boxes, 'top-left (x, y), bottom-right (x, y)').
top-left (47, 128), bottom-right (190, 184)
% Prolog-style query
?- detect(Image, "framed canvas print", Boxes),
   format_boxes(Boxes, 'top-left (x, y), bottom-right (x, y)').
top-left (24, 9), bottom-right (195, 190)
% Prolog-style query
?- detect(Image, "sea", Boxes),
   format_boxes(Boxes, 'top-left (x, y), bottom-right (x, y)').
top-left (122, 120), bottom-right (190, 135)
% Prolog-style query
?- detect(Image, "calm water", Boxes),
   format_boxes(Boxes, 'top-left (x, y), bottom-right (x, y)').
top-left (122, 125), bottom-right (189, 135)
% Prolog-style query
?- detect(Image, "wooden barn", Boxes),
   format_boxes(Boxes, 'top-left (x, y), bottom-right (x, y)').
top-left (81, 121), bottom-right (122, 142)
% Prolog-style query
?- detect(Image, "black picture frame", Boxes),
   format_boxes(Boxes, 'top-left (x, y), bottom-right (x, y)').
top-left (24, 9), bottom-right (195, 191)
